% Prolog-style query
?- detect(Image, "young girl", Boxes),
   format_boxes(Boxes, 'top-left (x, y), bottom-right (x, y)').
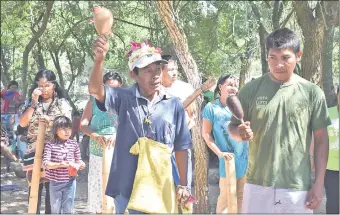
top-left (43, 116), bottom-right (85, 214)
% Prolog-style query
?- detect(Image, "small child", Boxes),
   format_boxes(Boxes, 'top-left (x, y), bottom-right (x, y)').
top-left (43, 116), bottom-right (85, 214)
top-left (16, 125), bottom-right (28, 162)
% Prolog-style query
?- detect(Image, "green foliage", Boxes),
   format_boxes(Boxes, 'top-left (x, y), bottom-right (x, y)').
top-left (1, 1), bottom-right (339, 108)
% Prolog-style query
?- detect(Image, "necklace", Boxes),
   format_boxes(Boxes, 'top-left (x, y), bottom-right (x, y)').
top-left (135, 97), bottom-right (158, 137)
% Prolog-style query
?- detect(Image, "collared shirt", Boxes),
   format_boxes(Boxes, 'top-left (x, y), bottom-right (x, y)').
top-left (43, 139), bottom-right (83, 182)
top-left (95, 84), bottom-right (192, 199)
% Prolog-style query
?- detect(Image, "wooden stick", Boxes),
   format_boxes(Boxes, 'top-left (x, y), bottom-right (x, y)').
top-left (28, 122), bottom-right (46, 213)
top-left (102, 144), bottom-right (110, 213)
top-left (224, 156), bottom-right (237, 213)
top-left (182, 77), bottom-right (216, 109)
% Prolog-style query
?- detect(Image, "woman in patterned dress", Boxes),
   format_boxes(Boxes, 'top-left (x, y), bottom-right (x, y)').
top-left (19, 69), bottom-right (72, 214)
top-left (80, 71), bottom-right (122, 213)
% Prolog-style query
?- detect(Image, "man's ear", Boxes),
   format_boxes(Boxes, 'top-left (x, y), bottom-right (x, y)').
top-left (296, 50), bottom-right (303, 62)
top-left (129, 71), bottom-right (137, 81)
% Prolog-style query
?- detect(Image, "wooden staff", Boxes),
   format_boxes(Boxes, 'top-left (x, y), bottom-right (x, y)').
top-left (182, 77), bottom-right (216, 109)
top-left (102, 142), bottom-right (111, 213)
top-left (224, 156), bottom-right (237, 213)
top-left (28, 122), bottom-right (46, 213)
top-left (91, 5), bottom-right (115, 213)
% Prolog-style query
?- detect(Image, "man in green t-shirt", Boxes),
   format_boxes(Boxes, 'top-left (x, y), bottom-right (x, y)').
top-left (228, 28), bottom-right (331, 213)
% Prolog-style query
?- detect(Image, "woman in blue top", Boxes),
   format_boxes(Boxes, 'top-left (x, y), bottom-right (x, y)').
top-left (201, 74), bottom-right (248, 213)
top-left (80, 71), bottom-right (122, 213)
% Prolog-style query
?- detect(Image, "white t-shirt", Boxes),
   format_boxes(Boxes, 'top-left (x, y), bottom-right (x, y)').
top-left (165, 80), bottom-right (194, 102)
top-left (165, 80), bottom-right (195, 128)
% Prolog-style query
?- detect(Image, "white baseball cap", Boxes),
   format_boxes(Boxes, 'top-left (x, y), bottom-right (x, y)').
top-left (127, 41), bottom-right (167, 71)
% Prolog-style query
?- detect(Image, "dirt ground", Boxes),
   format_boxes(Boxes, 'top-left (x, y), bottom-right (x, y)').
top-left (1, 157), bottom-right (326, 214)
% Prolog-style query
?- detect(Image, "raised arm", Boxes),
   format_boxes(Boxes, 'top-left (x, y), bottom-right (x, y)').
top-left (19, 88), bottom-right (41, 127)
top-left (89, 35), bottom-right (109, 103)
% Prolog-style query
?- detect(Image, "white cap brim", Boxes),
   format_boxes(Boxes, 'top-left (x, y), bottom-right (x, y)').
top-left (129, 54), bottom-right (168, 71)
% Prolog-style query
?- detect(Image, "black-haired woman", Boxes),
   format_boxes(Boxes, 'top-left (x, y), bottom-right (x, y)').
top-left (201, 74), bottom-right (248, 213)
top-left (80, 71), bottom-right (122, 213)
top-left (19, 69), bottom-right (72, 214)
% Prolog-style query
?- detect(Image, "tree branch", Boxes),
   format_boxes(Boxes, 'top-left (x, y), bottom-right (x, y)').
top-left (58, 15), bottom-right (92, 52)
top-left (280, 9), bottom-right (294, 28)
top-left (272, 0), bottom-right (281, 30)
top-left (114, 17), bottom-right (160, 31)
top-left (251, 2), bottom-right (269, 35)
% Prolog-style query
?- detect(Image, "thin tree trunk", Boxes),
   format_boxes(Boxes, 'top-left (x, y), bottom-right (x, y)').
top-left (22, 1), bottom-right (53, 96)
top-left (259, 26), bottom-right (268, 75)
top-left (50, 50), bottom-right (65, 89)
top-left (239, 53), bottom-right (252, 88)
top-left (36, 40), bottom-right (46, 70)
top-left (322, 26), bottom-right (336, 107)
top-left (251, 3), bottom-right (269, 75)
top-left (0, 47), bottom-right (10, 87)
top-left (156, 1), bottom-right (209, 213)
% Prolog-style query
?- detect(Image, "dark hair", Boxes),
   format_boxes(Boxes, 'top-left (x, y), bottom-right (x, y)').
top-left (214, 74), bottom-right (234, 100)
top-left (52, 116), bottom-right (72, 141)
top-left (132, 67), bottom-right (139, 75)
top-left (162, 54), bottom-right (177, 62)
top-left (28, 69), bottom-right (66, 101)
top-left (266, 28), bottom-right (300, 55)
top-left (103, 71), bottom-right (123, 85)
top-left (7, 80), bottom-right (18, 89)
top-left (16, 125), bottom-right (27, 135)
top-left (337, 85), bottom-right (339, 95)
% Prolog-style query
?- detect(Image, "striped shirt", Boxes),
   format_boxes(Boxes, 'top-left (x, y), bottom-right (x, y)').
top-left (43, 139), bottom-right (83, 182)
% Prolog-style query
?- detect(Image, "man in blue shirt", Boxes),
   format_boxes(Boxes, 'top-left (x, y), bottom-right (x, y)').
top-left (88, 37), bottom-right (192, 213)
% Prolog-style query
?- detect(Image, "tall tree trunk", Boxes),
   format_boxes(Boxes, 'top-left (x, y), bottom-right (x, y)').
top-left (156, 1), bottom-right (209, 213)
top-left (0, 47), bottom-right (10, 88)
top-left (300, 25), bottom-right (324, 84)
top-left (34, 40), bottom-right (46, 70)
top-left (251, 3), bottom-right (269, 75)
top-left (239, 40), bottom-right (254, 88)
top-left (50, 50), bottom-right (65, 89)
top-left (293, 1), bottom-right (339, 85)
top-left (322, 26), bottom-right (337, 107)
top-left (22, 1), bottom-right (53, 96)
top-left (259, 26), bottom-right (268, 75)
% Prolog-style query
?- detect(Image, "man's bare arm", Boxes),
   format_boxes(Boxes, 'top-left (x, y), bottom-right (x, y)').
top-left (313, 128), bottom-right (329, 185)
top-left (175, 150), bottom-right (188, 186)
top-left (88, 35), bottom-right (109, 103)
top-left (89, 61), bottom-right (105, 102)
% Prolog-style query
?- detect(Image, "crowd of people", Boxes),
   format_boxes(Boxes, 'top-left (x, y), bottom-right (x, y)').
top-left (0, 27), bottom-right (339, 214)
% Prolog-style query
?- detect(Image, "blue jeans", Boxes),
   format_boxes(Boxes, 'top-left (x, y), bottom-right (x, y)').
top-left (49, 177), bottom-right (76, 214)
top-left (114, 195), bottom-right (145, 214)
top-left (16, 141), bottom-right (27, 161)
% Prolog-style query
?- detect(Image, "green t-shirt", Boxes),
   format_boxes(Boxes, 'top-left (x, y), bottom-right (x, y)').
top-left (233, 74), bottom-right (331, 191)
top-left (203, 90), bottom-right (214, 103)
top-left (326, 106), bottom-right (339, 171)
